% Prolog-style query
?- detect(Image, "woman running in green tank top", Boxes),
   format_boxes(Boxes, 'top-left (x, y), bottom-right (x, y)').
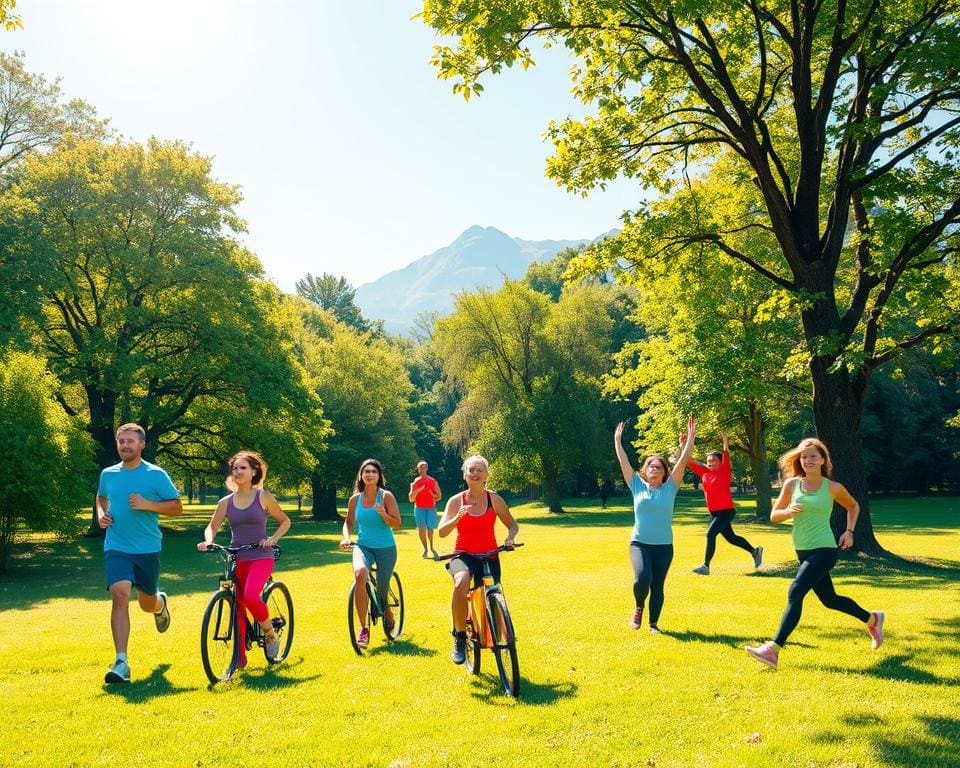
top-left (745, 438), bottom-right (885, 669)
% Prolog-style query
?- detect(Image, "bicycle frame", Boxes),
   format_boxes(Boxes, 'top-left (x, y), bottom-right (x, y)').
top-left (438, 543), bottom-right (523, 696)
top-left (468, 560), bottom-right (500, 649)
top-left (200, 543), bottom-right (289, 683)
top-left (345, 543), bottom-right (404, 652)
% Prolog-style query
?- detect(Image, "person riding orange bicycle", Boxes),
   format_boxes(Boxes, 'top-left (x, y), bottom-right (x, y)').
top-left (437, 455), bottom-right (518, 665)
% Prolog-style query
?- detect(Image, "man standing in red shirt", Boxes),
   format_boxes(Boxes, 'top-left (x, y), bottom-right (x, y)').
top-left (688, 431), bottom-right (763, 575)
top-left (408, 461), bottom-right (442, 559)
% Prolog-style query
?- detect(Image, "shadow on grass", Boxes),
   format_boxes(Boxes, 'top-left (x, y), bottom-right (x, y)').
top-left (0, 521), bottom-right (349, 611)
top-left (659, 629), bottom-right (763, 647)
top-left (666, 628), bottom-right (818, 651)
top-left (518, 505), bottom-right (633, 529)
top-left (743, 549), bottom-right (960, 591)
top-left (464, 674), bottom-right (577, 705)
top-left (100, 663), bottom-right (195, 701)
top-left (366, 638), bottom-right (438, 658)
top-left (814, 713), bottom-right (960, 767)
top-left (234, 660), bottom-right (322, 692)
top-left (928, 614), bottom-right (960, 655)
top-left (818, 653), bottom-right (957, 685)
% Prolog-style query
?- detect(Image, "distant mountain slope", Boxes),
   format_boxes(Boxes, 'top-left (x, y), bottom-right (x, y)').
top-left (354, 225), bottom-right (590, 335)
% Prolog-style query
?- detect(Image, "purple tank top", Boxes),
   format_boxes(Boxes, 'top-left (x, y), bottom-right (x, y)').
top-left (227, 490), bottom-right (272, 561)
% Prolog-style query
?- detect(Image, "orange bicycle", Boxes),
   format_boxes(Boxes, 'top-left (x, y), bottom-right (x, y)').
top-left (437, 543), bottom-right (523, 696)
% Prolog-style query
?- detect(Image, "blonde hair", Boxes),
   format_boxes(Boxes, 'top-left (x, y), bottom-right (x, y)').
top-left (116, 422), bottom-right (146, 442)
top-left (462, 455), bottom-right (489, 474)
top-left (778, 438), bottom-right (832, 479)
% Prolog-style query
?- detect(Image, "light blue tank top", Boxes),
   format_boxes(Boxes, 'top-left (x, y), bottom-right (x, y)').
top-left (356, 489), bottom-right (396, 548)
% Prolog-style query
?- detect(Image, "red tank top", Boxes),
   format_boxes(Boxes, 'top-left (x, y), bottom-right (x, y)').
top-left (454, 491), bottom-right (498, 554)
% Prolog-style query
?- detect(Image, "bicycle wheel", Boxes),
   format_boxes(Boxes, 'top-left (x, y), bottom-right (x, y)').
top-left (382, 571), bottom-right (404, 640)
top-left (262, 580), bottom-right (294, 664)
top-left (489, 592), bottom-right (520, 697)
top-left (347, 582), bottom-right (371, 655)
top-left (464, 613), bottom-right (482, 675)
top-left (200, 589), bottom-right (238, 684)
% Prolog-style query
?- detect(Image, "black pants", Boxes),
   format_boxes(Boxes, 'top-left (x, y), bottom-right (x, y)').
top-left (704, 509), bottom-right (754, 565)
top-left (774, 548), bottom-right (871, 647)
top-left (629, 542), bottom-right (674, 625)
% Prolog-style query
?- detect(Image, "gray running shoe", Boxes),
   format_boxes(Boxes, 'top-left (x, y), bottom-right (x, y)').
top-left (693, 565), bottom-right (710, 575)
top-left (753, 546), bottom-right (764, 569)
top-left (264, 631), bottom-right (280, 660)
top-left (451, 631), bottom-right (467, 664)
top-left (153, 592), bottom-right (170, 633)
top-left (104, 659), bottom-right (131, 684)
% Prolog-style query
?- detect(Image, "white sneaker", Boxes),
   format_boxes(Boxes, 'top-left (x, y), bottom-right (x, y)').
top-left (753, 547), bottom-right (764, 569)
top-left (104, 658), bottom-right (131, 683)
top-left (693, 565), bottom-right (710, 575)
top-left (746, 642), bottom-right (779, 669)
top-left (868, 611), bottom-right (885, 650)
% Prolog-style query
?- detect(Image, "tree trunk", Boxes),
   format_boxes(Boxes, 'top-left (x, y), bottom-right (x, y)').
top-left (541, 458), bottom-right (564, 513)
top-left (84, 388), bottom-right (116, 537)
top-left (809, 360), bottom-right (883, 554)
top-left (743, 402), bottom-right (772, 521)
top-left (310, 472), bottom-right (341, 521)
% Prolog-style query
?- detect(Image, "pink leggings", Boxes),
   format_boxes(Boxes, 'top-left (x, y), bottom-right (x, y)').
top-left (236, 558), bottom-right (274, 658)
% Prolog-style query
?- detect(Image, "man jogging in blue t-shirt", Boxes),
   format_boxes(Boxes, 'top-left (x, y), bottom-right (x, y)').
top-left (96, 423), bottom-right (182, 684)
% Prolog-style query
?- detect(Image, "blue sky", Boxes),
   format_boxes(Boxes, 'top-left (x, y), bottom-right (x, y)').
top-left (2, 1), bottom-right (642, 289)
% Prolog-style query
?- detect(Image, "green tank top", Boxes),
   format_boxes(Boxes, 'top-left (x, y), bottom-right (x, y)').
top-left (789, 477), bottom-right (837, 550)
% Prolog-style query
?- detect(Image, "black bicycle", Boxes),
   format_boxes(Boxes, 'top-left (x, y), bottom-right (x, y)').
top-left (345, 544), bottom-right (405, 654)
top-left (437, 544), bottom-right (522, 697)
top-left (200, 543), bottom-right (294, 684)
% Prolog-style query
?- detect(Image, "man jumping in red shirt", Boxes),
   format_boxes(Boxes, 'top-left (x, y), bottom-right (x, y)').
top-left (687, 431), bottom-right (763, 575)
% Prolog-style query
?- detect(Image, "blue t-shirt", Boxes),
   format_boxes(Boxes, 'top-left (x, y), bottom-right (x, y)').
top-left (97, 461), bottom-right (180, 554)
top-left (355, 489), bottom-right (396, 549)
top-left (630, 475), bottom-right (678, 545)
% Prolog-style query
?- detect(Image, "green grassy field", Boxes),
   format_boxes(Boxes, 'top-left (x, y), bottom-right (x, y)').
top-left (1, 493), bottom-right (958, 768)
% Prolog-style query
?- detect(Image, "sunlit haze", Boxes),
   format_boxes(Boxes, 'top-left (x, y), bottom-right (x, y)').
top-left (2, 1), bottom-right (642, 289)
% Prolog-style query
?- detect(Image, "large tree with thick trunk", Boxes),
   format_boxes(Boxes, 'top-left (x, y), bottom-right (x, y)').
top-left (421, 0), bottom-right (960, 551)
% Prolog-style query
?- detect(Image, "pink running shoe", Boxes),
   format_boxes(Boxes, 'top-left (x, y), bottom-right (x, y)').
top-left (868, 611), bottom-right (885, 650)
top-left (630, 607), bottom-right (643, 630)
top-left (745, 642), bottom-right (779, 669)
top-left (357, 626), bottom-right (370, 648)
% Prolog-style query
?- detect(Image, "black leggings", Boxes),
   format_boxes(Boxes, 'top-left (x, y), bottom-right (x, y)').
top-left (629, 542), bottom-right (674, 625)
top-left (773, 548), bottom-right (871, 647)
top-left (704, 509), bottom-right (754, 565)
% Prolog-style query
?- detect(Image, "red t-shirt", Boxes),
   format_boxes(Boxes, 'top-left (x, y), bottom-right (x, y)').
top-left (454, 492), bottom-right (498, 554)
top-left (688, 451), bottom-right (734, 512)
top-left (412, 476), bottom-right (439, 508)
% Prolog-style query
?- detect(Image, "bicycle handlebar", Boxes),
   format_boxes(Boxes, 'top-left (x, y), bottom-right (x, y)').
top-left (202, 542), bottom-right (281, 559)
top-left (434, 542), bottom-right (524, 562)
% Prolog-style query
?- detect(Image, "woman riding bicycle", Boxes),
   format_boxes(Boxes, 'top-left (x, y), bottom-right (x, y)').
top-left (197, 451), bottom-right (290, 667)
top-left (340, 458), bottom-right (402, 649)
top-left (437, 455), bottom-right (519, 665)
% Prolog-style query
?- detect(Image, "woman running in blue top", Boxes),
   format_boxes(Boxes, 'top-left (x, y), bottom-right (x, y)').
top-left (614, 418), bottom-right (696, 633)
top-left (340, 458), bottom-right (401, 649)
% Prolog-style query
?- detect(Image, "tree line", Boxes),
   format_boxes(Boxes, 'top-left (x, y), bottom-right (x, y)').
top-left (3, 1), bottom-right (960, 570)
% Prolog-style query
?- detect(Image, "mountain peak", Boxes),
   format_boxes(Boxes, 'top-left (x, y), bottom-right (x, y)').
top-left (355, 226), bottom-right (596, 335)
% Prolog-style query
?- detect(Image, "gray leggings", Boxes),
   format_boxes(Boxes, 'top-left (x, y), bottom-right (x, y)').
top-left (355, 544), bottom-right (398, 609)
top-left (629, 542), bottom-right (674, 625)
